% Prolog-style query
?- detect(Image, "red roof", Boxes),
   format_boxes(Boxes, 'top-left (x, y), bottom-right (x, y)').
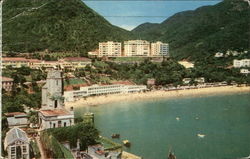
top-left (4, 112), bottom-right (27, 117)
top-left (3, 57), bottom-right (29, 62)
top-left (39, 109), bottom-right (71, 117)
top-left (63, 57), bottom-right (91, 62)
top-left (2, 77), bottom-right (14, 82)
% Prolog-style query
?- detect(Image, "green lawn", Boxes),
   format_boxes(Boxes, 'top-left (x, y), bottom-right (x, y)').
top-left (113, 57), bottom-right (147, 62)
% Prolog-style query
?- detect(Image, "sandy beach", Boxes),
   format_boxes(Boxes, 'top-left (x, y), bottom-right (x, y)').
top-left (65, 86), bottom-right (250, 109)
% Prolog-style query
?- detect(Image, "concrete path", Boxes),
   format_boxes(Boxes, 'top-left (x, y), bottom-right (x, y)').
top-left (35, 136), bottom-right (46, 159)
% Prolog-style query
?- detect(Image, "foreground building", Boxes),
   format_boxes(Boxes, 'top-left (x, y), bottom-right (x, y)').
top-left (4, 112), bottom-right (29, 128)
top-left (4, 128), bottom-right (30, 159)
top-left (124, 40), bottom-right (150, 57)
top-left (39, 70), bottom-right (74, 130)
top-left (151, 41), bottom-right (169, 56)
top-left (99, 41), bottom-right (122, 57)
top-left (233, 59), bottom-right (250, 68)
top-left (64, 83), bottom-right (147, 102)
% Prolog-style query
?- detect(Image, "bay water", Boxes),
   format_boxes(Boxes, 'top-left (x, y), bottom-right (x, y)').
top-left (75, 93), bottom-right (250, 159)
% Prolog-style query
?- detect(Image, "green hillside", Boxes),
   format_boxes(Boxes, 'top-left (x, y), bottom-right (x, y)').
top-left (132, 0), bottom-right (250, 60)
top-left (2, 0), bottom-right (134, 54)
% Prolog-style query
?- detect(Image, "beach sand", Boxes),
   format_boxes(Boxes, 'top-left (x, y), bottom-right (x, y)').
top-left (65, 86), bottom-right (250, 109)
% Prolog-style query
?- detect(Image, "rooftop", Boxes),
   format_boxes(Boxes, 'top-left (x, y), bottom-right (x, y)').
top-left (4, 127), bottom-right (29, 149)
top-left (39, 109), bottom-right (71, 117)
top-left (4, 112), bottom-right (27, 117)
top-left (3, 57), bottom-right (29, 62)
top-left (2, 76), bottom-right (14, 82)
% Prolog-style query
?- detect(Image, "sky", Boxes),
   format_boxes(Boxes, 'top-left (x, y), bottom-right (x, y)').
top-left (83, 0), bottom-right (221, 31)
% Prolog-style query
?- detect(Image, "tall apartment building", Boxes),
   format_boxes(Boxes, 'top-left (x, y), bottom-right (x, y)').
top-left (233, 59), bottom-right (250, 68)
top-left (151, 41), bottom-right (169, 56)
top-left (124, 40), bottom-right (150, 56)
top-left (99, 41), bottom-right (122, 57)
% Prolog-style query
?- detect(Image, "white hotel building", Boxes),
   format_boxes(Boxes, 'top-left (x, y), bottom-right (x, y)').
top-left (233, 59), bottom-right (250, 68)
top-left (151, 41), bottom-right (169, 56)
top-left (124, 40), bottom-right (150, 57)
top-left (64, 84), bottom-right (147, 102)
top-left (99, 41), bottom-right (122, 57)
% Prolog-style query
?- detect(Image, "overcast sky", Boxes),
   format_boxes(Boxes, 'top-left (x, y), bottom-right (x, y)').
top-left (83, 1), bottom-right (221, 31)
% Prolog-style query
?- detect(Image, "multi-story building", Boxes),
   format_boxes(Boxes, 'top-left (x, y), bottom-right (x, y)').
top-left (2, 76), bottom-right (14, 92)
top-left (233, 59), bottom-right (250, 68)
top-left (64, 83), bottom-right (147, 102)
top-left (99, 41), bottom-right (122, 57)
top-left (151, 41), bottom-right (169, 56)
top-left (124, 40), bottom-right (150, 57)
top-left (4, 128), bottom-right (30, 159)
top-left (38, 70), bottom-right (74, 130)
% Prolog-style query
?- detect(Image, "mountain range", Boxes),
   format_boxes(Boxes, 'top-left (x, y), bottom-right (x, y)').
top-left (2, 0), bottom-right (133, 54)
top-left (132, 0), bottom-right (249, 60)
top-left (3, 0), bottom-right (249, 60)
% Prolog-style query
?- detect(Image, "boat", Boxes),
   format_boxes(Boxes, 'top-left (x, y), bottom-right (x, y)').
top-left (111, 133), bottom-right (120, 139)
top-left (168, 151), bottom-right (176, 159)
top-left (123, 140), bottom-right (131, 147)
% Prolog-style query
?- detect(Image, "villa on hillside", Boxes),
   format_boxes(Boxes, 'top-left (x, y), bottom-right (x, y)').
top-left (2, 76), bottom-right (14, 92)
top-left (233, 59), bottom-right (250, 68)
top-left (178, 61), bottom-right (194, 69)
top-left (38, 70), bottom-right (74, 130)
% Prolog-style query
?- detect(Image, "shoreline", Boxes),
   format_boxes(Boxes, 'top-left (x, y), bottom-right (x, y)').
top-left (65, 86), bottom-right (250, 109)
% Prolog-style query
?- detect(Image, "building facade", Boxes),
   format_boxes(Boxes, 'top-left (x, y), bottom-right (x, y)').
top-left (99, 41), bottom-right (122, 57)
top-left (2, 57), bottom-right (29, 68)
top-left (39, 70), bottom-right (74, 130)
top-left (233, 59), bottom-right (250, 68)
top-left (124, 40), bottom-right (150, 57)
top-left (2, 77), bottom-right (14, 92)
top-left (151, 41), bottom-right (169, 56)
top-left (4, 128), bottom-right (30, 159)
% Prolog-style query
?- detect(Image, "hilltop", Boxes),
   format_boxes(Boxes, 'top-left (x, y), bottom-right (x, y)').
top-left (132, 0), bottom-right (250, 60)
top-left (2, 0), bottom-right (134, 54)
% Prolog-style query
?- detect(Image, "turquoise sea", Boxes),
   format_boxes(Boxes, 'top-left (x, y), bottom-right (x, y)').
top-left (75, 93), bottom-right (250, 159)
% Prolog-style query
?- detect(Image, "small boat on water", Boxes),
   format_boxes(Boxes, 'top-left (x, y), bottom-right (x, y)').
top-left (111, 133), bottom-right (120, 139)
top-left (123, 140), bottom-right (131, 147)
top-left (168, 152), bottom-right (176, 159)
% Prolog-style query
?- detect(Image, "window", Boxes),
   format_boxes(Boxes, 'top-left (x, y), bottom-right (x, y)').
top-left (64, 122), bottom-right (67, 127)
top-left (23, 146), bottom-right (27, 153)
top-left (11, 146), bottom-right (15, 154)
top-left (53, 123), bottom-right (56, 128)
